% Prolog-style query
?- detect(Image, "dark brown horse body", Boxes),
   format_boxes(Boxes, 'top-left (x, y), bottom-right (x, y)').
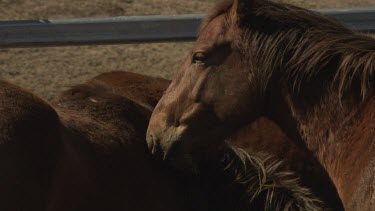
top-left (147, 0), bottom-right (375, 210)
top-left (0, 72), bottom-right (201, 211)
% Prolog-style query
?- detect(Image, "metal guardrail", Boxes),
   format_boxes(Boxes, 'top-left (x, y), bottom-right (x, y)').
top-left (0, 8), bottom-right (374, 48)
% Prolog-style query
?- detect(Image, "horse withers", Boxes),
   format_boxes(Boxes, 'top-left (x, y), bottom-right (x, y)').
top-left (147, 0), bottom-right (375, 210)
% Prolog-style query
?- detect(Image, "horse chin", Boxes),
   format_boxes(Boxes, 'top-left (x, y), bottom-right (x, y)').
top-left (146, 140), bottom-right (194, 177)
top-left (147, 122), bottom-right (230, 175)
top-left (170, 144), bottom-right (230, 176)
top-left (162, 150), bottom-right (199, 176)
top-left (159, 139), bottom-right (227, 177)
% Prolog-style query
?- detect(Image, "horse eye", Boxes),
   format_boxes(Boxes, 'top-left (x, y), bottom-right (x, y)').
top-left (192, 52), bottom-right (207, 65)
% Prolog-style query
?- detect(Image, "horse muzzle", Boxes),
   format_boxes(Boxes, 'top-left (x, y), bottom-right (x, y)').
top-left (146, 120), bottom-right (196, 172)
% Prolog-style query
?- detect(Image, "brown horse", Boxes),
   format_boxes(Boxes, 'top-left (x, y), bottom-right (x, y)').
top-left (0, 71), bottom-right (321, 210)
top-left (0, 72), bottom-right (199, 211)
top-left (147, 0), bottom-right (375, 210)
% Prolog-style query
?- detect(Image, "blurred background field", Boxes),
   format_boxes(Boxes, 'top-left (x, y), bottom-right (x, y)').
top-left (0, 0), bottom-right (373, 100)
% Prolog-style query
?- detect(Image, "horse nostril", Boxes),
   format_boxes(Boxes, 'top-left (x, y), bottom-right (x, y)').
top-left (146, 134), bottom-right (165, 160)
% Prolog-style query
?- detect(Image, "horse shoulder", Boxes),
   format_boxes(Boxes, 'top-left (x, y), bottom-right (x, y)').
top-left (347, 97), bottom-right (375, 210)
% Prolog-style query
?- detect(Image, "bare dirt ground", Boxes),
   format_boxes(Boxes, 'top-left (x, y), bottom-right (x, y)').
top-left (0, 0), bottom-right (373, 100)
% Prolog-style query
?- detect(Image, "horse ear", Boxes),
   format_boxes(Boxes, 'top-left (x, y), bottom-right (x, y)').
top-left (231, 0), bottom-right (258, 19)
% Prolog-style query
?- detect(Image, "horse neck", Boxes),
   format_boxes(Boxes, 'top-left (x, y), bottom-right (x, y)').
top-left (260, 31), bottom-right (375, 206)
top-left (276, 83), bottom-right (375, 206)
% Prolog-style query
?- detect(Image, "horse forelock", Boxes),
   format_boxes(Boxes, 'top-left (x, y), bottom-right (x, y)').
top-left (200, 0), bottom-right (375, 101)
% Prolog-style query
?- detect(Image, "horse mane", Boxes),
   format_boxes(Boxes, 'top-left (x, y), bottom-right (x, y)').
top-left (197, 145), bottom-right (323, 210)
top-left (203, 0), bottom-right (375, 100)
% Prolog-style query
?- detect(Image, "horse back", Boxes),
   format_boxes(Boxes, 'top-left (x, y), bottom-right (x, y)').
top-left (90, 71), bottom-right (170, 108)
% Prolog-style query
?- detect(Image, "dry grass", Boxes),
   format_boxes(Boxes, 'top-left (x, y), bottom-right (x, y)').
top-left (0, 0), bottom-right (373, 100)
